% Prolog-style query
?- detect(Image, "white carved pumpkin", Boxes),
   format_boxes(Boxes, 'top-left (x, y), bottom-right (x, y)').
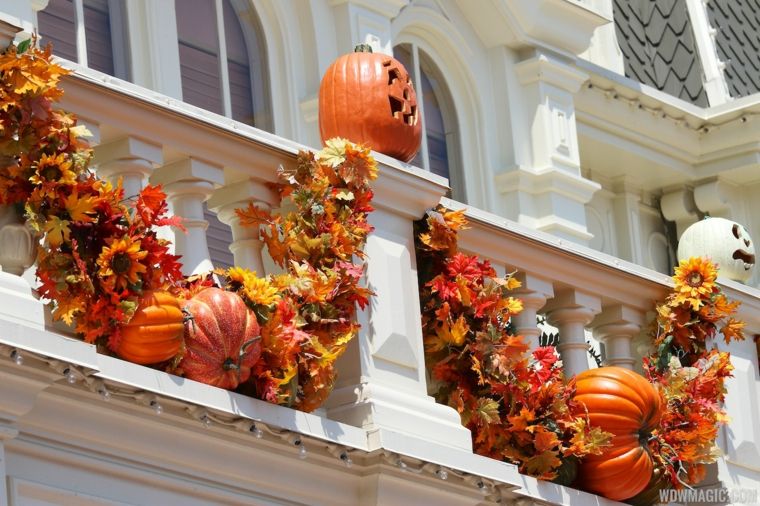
top-left (677, 217), bottom-right (755, 282)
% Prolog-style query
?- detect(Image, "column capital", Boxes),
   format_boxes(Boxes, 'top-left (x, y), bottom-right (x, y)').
top-left (592, 304), bottom-right (645, 329)
top-left (94, 136), bottom-right (162, 166)
top-left (544, 289), bottom-right (601, 319)
top-left (592, 304), bottom-right (644, 370)
top-left (207, 179), bottom-right (279, 215)
top-left (151, 157), bottom-right (224, 188)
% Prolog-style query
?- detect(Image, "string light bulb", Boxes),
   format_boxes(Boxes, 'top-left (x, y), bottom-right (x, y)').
top-left (10, 349), bottom-right (23, 366)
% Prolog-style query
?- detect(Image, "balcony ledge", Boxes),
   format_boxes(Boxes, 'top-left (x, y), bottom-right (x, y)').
top-left (0, 318), bottom-right (621, 506)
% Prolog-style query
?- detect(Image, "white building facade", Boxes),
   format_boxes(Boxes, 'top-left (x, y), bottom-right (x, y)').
top-left (0, 1), bottom-right (759, 504)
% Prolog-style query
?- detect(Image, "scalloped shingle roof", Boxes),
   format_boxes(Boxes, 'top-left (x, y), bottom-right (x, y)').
top-left (613, 0), bottom-right (709, 106)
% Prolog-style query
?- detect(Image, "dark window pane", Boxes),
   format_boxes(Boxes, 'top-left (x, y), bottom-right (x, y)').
top-left (223, 0), bottom-right (248, 64)
top-left (419, 62), bottom-right (449, 180)
top-left (178, 43), bottom-right (223, 115)
top-left (83, 0), bottom-right (114, 75)
top-left (224, 0), bottom-right (254, 125)
top-left (37, 0), bottom-right (77, 62)
top-left (229, 60), bottom-right (254, 125)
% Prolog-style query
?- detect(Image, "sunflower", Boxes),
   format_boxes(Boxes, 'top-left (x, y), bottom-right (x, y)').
top-left (97, 236), bottom-right (148, 290)
top-left (224, 266), bottom-right (256, 292)
top-left (673, 257), bottom-right (717, 310)
top-left (29, 153), bottom-right (78, 185)
top-left (243, 275), bottom-right (281, 306)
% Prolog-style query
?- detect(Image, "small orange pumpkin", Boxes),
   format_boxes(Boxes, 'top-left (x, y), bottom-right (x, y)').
top-left (571, 366), bottom-right (662, 501)
top-left (319, 44), bottom-right (422, 162)
top-left (118, 290), bottom-right (185, 364)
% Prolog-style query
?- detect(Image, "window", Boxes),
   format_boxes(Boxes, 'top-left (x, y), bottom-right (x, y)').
top-left (37, 0), bottom-right (128, 79)
top-left (175, 0), bottom-right (270, 129)
top-left (394, 44), bottom-right (463, 200)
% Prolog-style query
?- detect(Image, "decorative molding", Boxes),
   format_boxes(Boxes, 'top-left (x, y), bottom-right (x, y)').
top-left (515, 54), bottom-right (590, 94)
top-left (454, 0), bottom-right (610, 57)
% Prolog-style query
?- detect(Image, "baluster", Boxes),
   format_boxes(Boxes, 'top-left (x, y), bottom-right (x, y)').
top-left (151, 158), bottom-right (223, 275)
top-left (511, 273), bottom-right (553, 351)
top-left (94, 137), bottom-right (162, 202)
top-left (544, 289), bottom-right (601, 378)
top-left (207, 180), bottom-right (278, 274)
top-left (592, 305), bottom-right (644, 370)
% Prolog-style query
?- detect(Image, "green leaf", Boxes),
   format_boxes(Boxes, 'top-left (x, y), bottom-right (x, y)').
top-left (16, 38), bottom-right (31, 54)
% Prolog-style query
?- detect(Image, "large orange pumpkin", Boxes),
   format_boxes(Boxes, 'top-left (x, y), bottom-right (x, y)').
top-left (119, 290), bottom-right (185, 364)
top-left (319, 44), bottom-right (422, 162)
top-left (179, 288), bottom-right (261, 390)
top-left (572, 366), bottom-right (662, 501)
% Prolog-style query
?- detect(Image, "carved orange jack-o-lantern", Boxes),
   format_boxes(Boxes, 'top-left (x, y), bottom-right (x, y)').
top-left (319, 44), bottom-right (422, 163)
top-left (677, 217), bottom-right (756, 282)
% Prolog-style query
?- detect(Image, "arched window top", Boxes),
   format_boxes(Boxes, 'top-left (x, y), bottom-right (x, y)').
top-left (175, 0), bottom-right (271, 131)
top-left (394, 43), bottom-right (464, 201)
top-left (37, 0), bottom-right (129, 79)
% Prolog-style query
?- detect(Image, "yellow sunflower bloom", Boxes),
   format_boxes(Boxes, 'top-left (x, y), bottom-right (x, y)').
top-left (225, 266), bottom-right (256, 291)
top-left (29, 153), bottom-right (78, 185)
top-left (673, 257), bottom-right (717, 310)
top-left (243, 275), bottom-right (281, 306)
top-left (97, 236), bottom-right (148, 289)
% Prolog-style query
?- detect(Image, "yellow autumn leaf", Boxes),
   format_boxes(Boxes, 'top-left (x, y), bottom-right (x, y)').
top-left (43, 216), bottom-right (71, 247)
top-left (53, 297), bottom-right (83, 325)
top-left (435, 315), bottom-right (469, 347)
top-left (64, 191), bottom-right (97, 222)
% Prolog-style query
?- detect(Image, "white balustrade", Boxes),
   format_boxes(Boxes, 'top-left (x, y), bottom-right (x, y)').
top-left (151, 158), bottom-right (224, 276)
top-left (592, 305), bottom-right (644, 370)
top-left (511, 273), bottom-right (553, 351)
top-left (207, 180), bottom-right (278, 274)
top-left (94, 136), bottom-right (162, 201)
top-left (544, 290), bottom-right (601, 378)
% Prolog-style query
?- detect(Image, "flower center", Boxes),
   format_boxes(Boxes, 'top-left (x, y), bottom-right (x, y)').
top-left (687, 271), bottom-right (703, 287)
top-left (41, 166), bottom-right (61, 181)
top-left (112, 252), bottom-right (132, 274)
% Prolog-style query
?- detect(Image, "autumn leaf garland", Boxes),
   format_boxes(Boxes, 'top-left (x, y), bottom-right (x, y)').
top-left (0, 41), bottom-right (183, 349)
top-left (643, 256), bottom-right (745, 491)
top-left (415, 205), bottom-right (611, 481)
top-left (218, 138), bottom-right (376, 411)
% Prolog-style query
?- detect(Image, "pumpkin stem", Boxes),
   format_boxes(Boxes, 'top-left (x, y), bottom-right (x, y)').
top-left (354, 43), bottom-right (373, 53)
top-left (222, 357), bottom-right (239, 371)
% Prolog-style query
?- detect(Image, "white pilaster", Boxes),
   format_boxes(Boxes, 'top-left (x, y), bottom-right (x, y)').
top-left (94, 136), bottom-right (162, 201)
top-left (495, 52), bottom-right (601, 245)
top-left (544, 289), bottom-right (601, 378)
top-left (325, 163), bottom-right (472, 451)
top-left (611, 178), bottom-right (645, 265)
top-left (329, 0), bottom-right (407, 55)
top-left (511, 273), bottom-right (553, 351)
top-left (592, 305), bottom-right (644, 370)
top-left (207, 180), bottom-right (278, 274)
top-left (151, 158), bottom-right (224, 275)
